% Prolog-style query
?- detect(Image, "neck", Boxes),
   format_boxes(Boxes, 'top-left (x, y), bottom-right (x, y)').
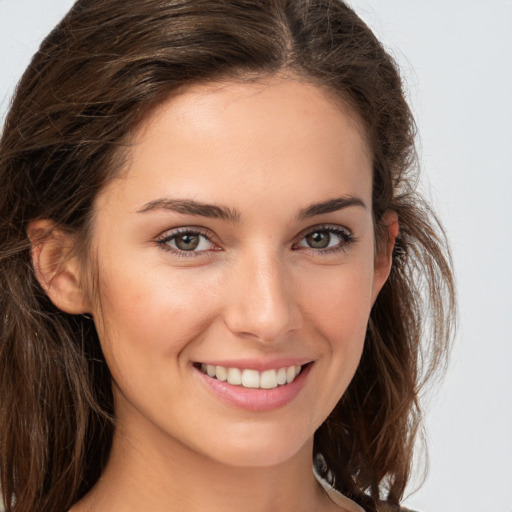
top-left (74, 409), bottom-right (332, 512)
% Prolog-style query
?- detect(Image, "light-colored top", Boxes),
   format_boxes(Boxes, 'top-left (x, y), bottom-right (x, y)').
top-left (313, 465), bottom-right (366, 512)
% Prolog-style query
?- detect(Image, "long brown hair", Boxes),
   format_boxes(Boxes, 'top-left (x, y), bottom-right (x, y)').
top-left (0, 1), bottom-right (456, 511)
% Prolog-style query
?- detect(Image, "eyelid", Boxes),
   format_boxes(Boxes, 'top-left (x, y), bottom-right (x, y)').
top-left (156, 225), bottom-right (216, 240)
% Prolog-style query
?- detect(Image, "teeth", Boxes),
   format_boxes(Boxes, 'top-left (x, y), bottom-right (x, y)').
top-left (260, 369), bottom-right (277, 389)
top-left (241, 369), bottom-right (260, 388)
top-left (199, 363), bottom-right (304, 389)
top-left (276, 367), bottom-right (287, 385)
top-left (227, 367), bottom-right (242, 386)
top-left (286, 366), bottom-right (296, 384)
top-left (215, 366), bottom-right (227, 382)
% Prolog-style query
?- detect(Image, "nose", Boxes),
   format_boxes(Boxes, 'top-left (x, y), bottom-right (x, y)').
top-left (222, 249), bottom-right (302, 344)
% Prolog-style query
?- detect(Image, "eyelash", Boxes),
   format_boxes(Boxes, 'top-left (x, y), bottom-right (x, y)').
top-left (156, 227), bottom-right (218, 258)
top-left (293, 225), bottom-right (356, 255)
top-left (156, 225), bottom-right (356, 258)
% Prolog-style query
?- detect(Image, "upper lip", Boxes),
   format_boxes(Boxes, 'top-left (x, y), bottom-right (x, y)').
top-left (194, 358), bottom-right (314, 372)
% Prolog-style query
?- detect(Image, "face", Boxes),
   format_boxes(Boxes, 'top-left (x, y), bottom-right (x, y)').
top-left (87, 77), bottom-right (393, 468)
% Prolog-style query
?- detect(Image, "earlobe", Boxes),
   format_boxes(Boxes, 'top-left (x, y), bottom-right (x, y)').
top-left (27, 219), bottom-right (91, 315)
top-left (371, 210), bottom-right (399, 303)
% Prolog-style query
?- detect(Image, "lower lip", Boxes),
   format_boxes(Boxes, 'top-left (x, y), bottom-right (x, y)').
top-left (194, 364), bottom-right (312, 412)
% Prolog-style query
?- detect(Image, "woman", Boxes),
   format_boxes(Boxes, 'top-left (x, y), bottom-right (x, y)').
top-left (0, 1), bottom-right (456, 511)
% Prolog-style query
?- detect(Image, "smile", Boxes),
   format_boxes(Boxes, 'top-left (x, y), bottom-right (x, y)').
top-left (198, 363), bottom-right (303, 389)
top-left (194, 360), bottom-right (314, 411)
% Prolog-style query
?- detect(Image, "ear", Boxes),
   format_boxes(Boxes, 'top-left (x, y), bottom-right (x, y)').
top-left (27, 219), bottom-right (91, 315)
top-left (371, 210), bottom-right (399, 304)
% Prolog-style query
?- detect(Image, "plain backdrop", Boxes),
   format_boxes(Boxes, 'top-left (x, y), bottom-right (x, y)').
top-left (1, 1), bottom-right (511, 511)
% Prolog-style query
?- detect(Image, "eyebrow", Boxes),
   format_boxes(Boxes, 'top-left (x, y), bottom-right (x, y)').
top-left (136, 195), bottom-right (366, 221)
top-left (297, 196), bottom-right (367, 220)
top-left (136, 198), bottom-right (240, 222)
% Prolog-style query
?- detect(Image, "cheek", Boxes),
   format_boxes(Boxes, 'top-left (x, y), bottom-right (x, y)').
top-left (290, 259), bottom-right (375, 428)
top-left (299, 259), bottom-right (374, 392)
top-left (300, 261), bottom-right (374, 343)
top-left (92, 263), bottom-right (222, 375)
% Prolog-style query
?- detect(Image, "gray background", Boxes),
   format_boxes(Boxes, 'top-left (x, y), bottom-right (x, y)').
top-left (1, 1), bottom-right (511, 511)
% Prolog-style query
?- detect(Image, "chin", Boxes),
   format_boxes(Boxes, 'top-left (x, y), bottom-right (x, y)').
top-left (209, 442), bottom-right (307, 469)
top-left (188, 422), bottom-right (313, 469)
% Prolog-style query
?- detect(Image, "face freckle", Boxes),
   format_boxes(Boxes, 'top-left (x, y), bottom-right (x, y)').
top-left (89, 76), bottom-right (390, 469)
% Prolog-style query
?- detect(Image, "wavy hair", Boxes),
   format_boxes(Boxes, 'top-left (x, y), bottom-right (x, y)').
top-left (0, 1), bottom-right (456, 511)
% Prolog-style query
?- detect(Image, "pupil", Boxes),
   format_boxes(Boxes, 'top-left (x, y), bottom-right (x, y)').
top-left (176, 234), bottom-right (199, 251)
top-left (307, 231), bottom-right (330, 249)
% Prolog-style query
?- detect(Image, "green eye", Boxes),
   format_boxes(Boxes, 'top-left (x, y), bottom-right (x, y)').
top-left (158, 229), bottom-right (217, 255)
top-left (305, 231), bottom-right (331, 249)
top-left (296, 226), bottom-right (354, 253)
top-left (174, 233), bottom-right (201, 251)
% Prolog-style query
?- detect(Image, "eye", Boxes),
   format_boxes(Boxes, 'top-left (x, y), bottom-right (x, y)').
top-left (294, 226), bottom-right (354, 253)
top-left (157, 228), bottom-right (218, 256)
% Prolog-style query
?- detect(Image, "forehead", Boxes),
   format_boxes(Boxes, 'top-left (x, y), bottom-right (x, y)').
top-left (97, 77), bottom-right (373, 215)
top-left (136, 76), bottom-right (370, 162)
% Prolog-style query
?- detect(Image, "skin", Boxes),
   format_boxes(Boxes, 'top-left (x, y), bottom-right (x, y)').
top-left (31, 76), bottom-right (397, 512)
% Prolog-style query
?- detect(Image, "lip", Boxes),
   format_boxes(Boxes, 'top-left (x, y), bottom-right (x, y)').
top-left (193, 361), bottom-right (313, 412)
